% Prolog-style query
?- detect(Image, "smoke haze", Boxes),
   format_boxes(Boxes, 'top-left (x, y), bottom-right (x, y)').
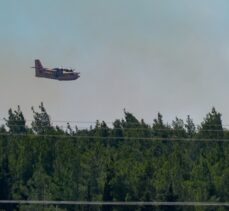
top-left (1, 0), bottom-right (229, 127)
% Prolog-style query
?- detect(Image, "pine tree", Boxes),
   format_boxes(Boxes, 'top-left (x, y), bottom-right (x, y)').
top-left (185, 115), bottom-right (196, 138)
top-left (5, 106), bottom-right (26, 134)
top-left (31, 102), bottom-right (53, 134)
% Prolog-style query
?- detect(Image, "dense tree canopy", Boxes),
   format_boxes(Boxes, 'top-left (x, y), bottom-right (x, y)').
top-left (0, 104), bottom-right (229, 211)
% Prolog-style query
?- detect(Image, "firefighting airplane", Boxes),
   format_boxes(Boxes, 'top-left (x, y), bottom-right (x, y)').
top-left (31, 59), bottom-right (80, 81)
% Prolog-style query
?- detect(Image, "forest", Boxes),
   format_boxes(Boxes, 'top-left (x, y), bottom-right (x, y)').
top-left (0, 103), bottom-right (229, 211)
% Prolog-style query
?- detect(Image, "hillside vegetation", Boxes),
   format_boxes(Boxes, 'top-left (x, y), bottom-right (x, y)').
top-left (0, 103), bottom-right (229, 211)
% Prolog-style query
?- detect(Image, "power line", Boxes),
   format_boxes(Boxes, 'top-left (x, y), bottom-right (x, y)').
top-left (0, 200), bottom-right (228, 207)
top-left (1, 118), bottom-right (229, 127)
top-left (1, 124), bottom-right (228, 132)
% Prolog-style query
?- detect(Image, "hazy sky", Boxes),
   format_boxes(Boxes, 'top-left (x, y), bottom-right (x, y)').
top-left (1, 0), bottom-right (229, 128)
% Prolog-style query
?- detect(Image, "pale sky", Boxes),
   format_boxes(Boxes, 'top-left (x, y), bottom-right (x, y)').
top-left (1, 0), bottom-right (229, 128)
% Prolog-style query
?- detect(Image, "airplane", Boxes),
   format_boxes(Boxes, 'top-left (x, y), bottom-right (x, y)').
top-left (31, 59), bottom-right (80, 81)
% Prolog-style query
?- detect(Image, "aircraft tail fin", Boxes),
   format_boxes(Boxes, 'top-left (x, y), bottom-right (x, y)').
top-left (34, 59), bottom-right (43, 76)
top-left (35, 59), bottom-right (43, 69)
